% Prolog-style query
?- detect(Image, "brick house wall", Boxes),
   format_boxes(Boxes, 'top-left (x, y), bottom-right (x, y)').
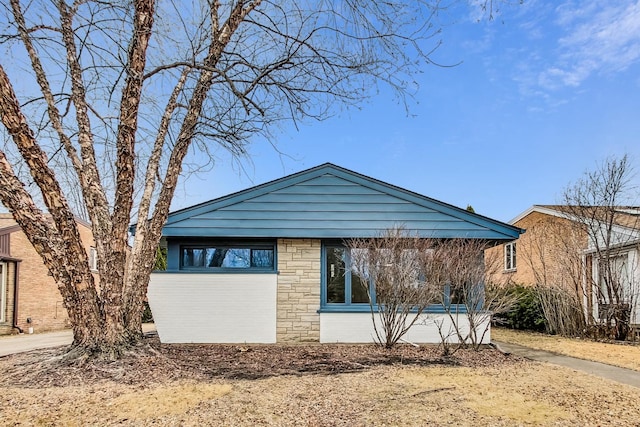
top-left (486, 210), bottom-right (587, 287)
top-left (0, 214), bottom-right (96, 334)
top-left (276, 239), bottom-right (321, 342)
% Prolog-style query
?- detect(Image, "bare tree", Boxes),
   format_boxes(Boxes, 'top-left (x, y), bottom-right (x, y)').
top-left (0, 0), bottom-right (465, 358)
top-left (348, 231), bottom-right (517, 350)
top-left (348, 228), bottom-right (441, 348)
top-left (562, 155), bottom-right (640, 340)
top-left (436, 238), bottom-right (517, 351)
top-left (518, 216), bottom-right (588, 335)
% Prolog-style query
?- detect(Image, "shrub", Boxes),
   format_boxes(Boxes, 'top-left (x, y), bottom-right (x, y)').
top-left (535, 284), bottom-right (586, 337)
top-left (497, 285), bottom-right (546, 332)
top-left (142, 301), bottom-right (154, 323)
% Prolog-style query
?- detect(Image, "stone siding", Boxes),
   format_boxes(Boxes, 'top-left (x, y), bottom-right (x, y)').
top-left (276, 239), bottom-right (321, 342)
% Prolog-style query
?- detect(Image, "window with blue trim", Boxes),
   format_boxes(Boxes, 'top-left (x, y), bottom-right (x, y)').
top-left (322, 243), bottom-right (468, 311)
top-left (180, 243), bottom-right (275, 271)
top-left (324, 245), bottom-right (371, 306)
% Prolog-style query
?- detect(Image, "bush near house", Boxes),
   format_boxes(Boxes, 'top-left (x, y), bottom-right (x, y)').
top-left (496, 285), bottom-right (546, 332)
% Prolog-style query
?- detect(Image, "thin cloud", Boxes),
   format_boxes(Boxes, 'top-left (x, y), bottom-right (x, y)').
top-left (540, 1), bottom-right (640, 89)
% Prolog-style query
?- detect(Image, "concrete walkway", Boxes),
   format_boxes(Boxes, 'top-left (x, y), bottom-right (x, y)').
top-left (493, 340), bottom-right (640, 389)
top-left (0, 324), bottom-right (156, 357)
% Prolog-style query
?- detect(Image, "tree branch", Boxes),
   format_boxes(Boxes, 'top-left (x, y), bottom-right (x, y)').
top-left (0, 64), bottom-right (94, 295)
top-left (112, 0), bottom-right (156, 241)
top-left (57, 0), bottom-right (111, 243)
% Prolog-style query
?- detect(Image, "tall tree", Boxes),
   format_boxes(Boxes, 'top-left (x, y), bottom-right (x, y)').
top-left (0, 0), bottom-right (499, 358)
top-left (518, 215), bottom-right (588, 335)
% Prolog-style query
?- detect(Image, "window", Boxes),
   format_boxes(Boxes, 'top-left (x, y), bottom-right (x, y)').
top-left (180, 243), bottom-right (275, 271)
top-left (324, 245), bottom-right (371, 306)
top-left (598, 253), bottom-right (631, 304)
top-left (89, 247), bottom-right (98, 272)
top-left (504, 242), bottom-right (516, 271)
top-left (322, 243), bottom-right (468, 311)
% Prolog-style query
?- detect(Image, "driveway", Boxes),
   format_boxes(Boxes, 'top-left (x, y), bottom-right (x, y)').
top-left (0, 323), bottom-right (156, 357)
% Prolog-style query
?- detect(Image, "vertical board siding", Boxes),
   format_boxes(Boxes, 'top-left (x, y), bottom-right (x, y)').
top-left (319, 312), bottom-right (491, 344)
top-left (591, 249), bottom-right (640, 325)
top-left (0, 234), bottom-right (10, 256)
top-left (148, 273), bottom-right (277, 343)
top-left (624, 249), bottom-right (640, 325)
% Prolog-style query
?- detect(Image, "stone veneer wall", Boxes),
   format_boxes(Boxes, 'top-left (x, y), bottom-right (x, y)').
top-left (276, 239), bottom-right (321, 342)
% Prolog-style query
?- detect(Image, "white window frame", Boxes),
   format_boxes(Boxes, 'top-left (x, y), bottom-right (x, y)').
top-left (596, 252), bottom-right (632, 304)
top-left (504, 242), bottom-right (516, 271)
top-left (89, 247), bottom-right (98, 272)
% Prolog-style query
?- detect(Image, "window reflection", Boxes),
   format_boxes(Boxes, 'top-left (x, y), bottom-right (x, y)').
top-left (326, 247), bottom-right (346, 303)
top-left (351, 272), bottom-right (369, 303)
top-left (181, 245), bottom-right (274, 270)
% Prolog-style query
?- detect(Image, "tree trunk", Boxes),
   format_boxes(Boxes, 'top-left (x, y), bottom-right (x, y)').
top-left (0, 0), bottom-right (460, 360)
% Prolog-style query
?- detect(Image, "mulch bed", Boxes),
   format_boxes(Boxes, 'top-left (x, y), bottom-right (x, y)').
top-left (0, 333), bottom-right (522, 388)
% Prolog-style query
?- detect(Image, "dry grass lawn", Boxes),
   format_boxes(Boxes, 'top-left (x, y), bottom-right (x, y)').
top-left (1, 336), bottom-right (640, 426)
top-left (2, 362), bottom-right (639, 426)
top-left (492, 327), bottom-right (640, 371)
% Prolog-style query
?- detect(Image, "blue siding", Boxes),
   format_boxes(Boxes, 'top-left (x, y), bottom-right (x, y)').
top-left (159, 164), bottom-right (522, 240)
top-left (167, 241), bottom-right (180, 270)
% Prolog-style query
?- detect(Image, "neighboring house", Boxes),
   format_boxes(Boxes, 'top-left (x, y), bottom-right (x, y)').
top-left (146, 163), bottom-right (522, 344)
top-left (487, 205), bottom-right (587, 287)
top-left (0, 214), bottom-right (97, 335)
top-left (488, 205), bottom-right (640, 325)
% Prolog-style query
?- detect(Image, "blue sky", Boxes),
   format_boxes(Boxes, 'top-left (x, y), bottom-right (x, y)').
top-left (173, 0), bottom-right (640, 223)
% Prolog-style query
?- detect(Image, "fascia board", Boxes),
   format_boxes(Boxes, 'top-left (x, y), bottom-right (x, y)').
top-left (509, 205), bottom-right (571, 225)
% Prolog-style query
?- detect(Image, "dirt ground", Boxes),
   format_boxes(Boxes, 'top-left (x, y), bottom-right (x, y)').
top-left (492, 327), bottom-right (640, 371)
top-left (1, 335), bottom-right (640, 426)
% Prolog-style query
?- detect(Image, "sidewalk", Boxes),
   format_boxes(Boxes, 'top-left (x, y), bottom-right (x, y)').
top-left (493, 340), bottom-right (640, 389)
top-left (0, 324), bottom-right (156, 357)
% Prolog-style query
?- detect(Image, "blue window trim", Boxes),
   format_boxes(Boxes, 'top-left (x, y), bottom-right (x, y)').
top-left (317, 304), bottom-right (468, 314)
top-left (174, 239), bottom-right (277, 273)
top-left (320, 241), bottom-right (471, 313)
top-left (321, 242), bottom-right (375, 309)
top-left (152, 269), bottom-right (279, 275)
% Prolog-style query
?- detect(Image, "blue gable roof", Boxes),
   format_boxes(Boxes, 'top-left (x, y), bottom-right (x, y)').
top-left (159, 163), bottom-right (522, 240)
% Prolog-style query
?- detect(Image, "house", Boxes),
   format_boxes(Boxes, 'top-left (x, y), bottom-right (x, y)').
top-left (488, 205), bottom-right (640, 326)
top-left (0, 214), bottom-right (97, 335)
top-left (147, 163), bottom-right (522, 344)
top-left (487, 205), bottom-right (588, 288)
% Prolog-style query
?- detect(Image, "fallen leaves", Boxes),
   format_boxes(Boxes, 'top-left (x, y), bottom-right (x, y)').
top-left (1, 336), bottom-right (640, 426)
